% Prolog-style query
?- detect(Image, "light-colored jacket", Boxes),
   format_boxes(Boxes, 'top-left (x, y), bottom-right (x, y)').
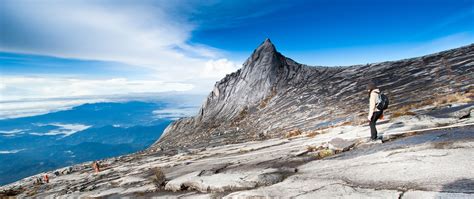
top-left (368, 89), bottom-right (380, 120)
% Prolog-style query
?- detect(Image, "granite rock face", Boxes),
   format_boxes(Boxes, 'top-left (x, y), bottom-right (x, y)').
top-left (2, 40), bottom-right (473, 198)
top-left (2, 113), bottom-right (473, 198)
top-left (153, 39), bottom-right (474, 151)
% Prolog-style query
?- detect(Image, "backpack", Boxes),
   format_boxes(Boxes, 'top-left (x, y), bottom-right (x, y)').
top-left (376, 92), bottom-right (389, 110)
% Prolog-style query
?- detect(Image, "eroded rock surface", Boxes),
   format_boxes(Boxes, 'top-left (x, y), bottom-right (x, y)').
top-left (1, 40), bottom-right (473, 198)
top-left (153, 40), bottom-right (474, 151)
top-left (226, 126), bottom-right (474, 198)
top-left (1, 113), bottom-right (473, 198)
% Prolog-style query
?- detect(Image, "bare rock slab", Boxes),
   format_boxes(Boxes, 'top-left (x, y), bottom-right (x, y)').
top-left (328, 138), bottom-right (356, 152)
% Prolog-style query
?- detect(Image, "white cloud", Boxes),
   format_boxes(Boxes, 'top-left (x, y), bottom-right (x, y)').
top-left (0, 129), bottom-right (26, 136)
top-left (0, 1), bottom-right (252, 121)
top-left (0, 76), bottom-right (196, 119)
top-left (29, 123), bottom-right (91, 137)
top-left (0, 98), bottom-right (107, 119)
top-left (200, 59), bottom-right (240, 78)
top-left (0, 149), bottom-right (25, 154)
top-left (0, 0), bottom-right (239, 89)
top-left (0, 76), bottom-right (194, 101)
top-left (152, 107), bottom-right (199, 120)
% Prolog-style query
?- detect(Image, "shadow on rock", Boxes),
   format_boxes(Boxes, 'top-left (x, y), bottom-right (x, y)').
top-left (335, 126), bottom-right (474, 160)
top-left (440, 178), bottom-right (474, 193)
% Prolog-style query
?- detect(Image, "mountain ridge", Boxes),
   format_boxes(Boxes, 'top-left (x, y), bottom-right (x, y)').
top-left (2, 40), bottom-right (473, 198)
top-left (152, 39), bottom-right (474, 152)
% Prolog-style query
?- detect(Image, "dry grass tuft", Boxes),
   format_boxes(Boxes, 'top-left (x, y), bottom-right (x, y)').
top-left (339, 121), bottom-right (353, 126)
top-left (177, 155), bottom-right (193, 161)
top-left (432, 141), bottom-right (453, 149)
top-left (305, 130), bottom-right (320, 138)
top-left (231, 107), bottom-right (249, 126)
top-left (152, 167), bottom-right (166, 187)
top-left (285, 129), bottom-right (302, 138)
top-left (391, 111), bottom-right (416, 119)
top-left (259, 87), bottom-right (277, 108)
top-left (238, 148), bottom-right (254, 153)
top-left (317, 149), bottom-right (334, 159)
top-left (306, 145), bottom-right (324, 152)
top-left (433, 92), bottom-right (472, 106)
top-left (391, 92), bottom-right (473, 119)
top-left (405, 131), bottom-right (418, 136)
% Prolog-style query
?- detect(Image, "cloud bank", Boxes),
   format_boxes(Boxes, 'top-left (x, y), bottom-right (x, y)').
top-left (0, 76), bottom-right (194, 101)
top-left (30, 123), bottom-right (91, 137)
top-left (0, 0), bottom-right (241, 96)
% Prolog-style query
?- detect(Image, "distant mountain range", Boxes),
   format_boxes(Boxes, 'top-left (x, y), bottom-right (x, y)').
top-left (0, 101), bottom-right (199, 185)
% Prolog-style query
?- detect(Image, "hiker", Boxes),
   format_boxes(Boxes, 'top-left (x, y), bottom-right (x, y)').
top-left (92, 161), bottom-right (101, 173)
top-left (34, 177), bottom-right (42, 185)
top-left (43, 174), bottom-right (49, 183)
top-left (367, 82), bottom-right (384, 141)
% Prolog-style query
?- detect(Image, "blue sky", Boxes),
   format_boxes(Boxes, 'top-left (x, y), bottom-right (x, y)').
top-left (0, 0), bottom-right (473, 117)
top-left (0, 52), bottom-right (153, 78)
top-left (191, 0), bottom-right (474, 49)
top-left (190, 0), bottom-right (474, 64)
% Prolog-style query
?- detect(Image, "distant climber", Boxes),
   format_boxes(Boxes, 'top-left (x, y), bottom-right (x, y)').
top-left (92, 161), bottom-right (101, 173)
top-left (34, 177), bottom-right (42, 185)
top-left (43, 174), bottom-right (49, 183)
top-left (367, 82), bottom-right (388, 141)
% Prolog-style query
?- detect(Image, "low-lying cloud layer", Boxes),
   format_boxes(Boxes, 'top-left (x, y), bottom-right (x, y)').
top-left (0, 76), bottom-right (194, 101)
top-left (30, 123), bottom-right (91, 137)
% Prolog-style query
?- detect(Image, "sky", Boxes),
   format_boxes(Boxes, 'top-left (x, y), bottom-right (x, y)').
top-left (1, 0), bottom-right (473, 118)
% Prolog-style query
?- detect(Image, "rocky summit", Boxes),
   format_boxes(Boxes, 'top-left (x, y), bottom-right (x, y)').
top-left (153, 39), bottom-right (473, 151)
top-left (1, 40), bottom-right (473, 198)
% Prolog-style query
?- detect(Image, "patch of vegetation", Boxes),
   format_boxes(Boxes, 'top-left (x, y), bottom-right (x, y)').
top-left (316, 149), bottom-right (335, 159)
top-left (259, 87), bottom-right (277, 108)
top-left (231, 106), bottom-right (249, 126)
top-left (151, 167), bottom-right (166, 188)
top-left (285, 129), bottom-right (302, 138)
top-left (432, 141), bottom-right (454, 149)
top-left (0, 187), bottom-right (25, 197)
top-left (238, 148), bottom-right (254, 153)
top-left (306, 145), bottom-right (324, 152)
top-left (391, 111), bottom-right (416, 119)
top-left (305, 130), bottom-right (320, 138)
top-left (109, 180), bottom-right (120, 187)
top-left (433, 91), bottom-right (473, 106)
top-left (391, 91), bottom-right (473, 119)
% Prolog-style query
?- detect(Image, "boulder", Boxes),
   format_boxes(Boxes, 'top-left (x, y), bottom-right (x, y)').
top-left (328, 138), bottom-right (356, 152)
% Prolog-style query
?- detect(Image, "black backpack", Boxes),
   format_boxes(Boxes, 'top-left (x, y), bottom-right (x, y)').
top-left (376, 92), bottom-right (389, 110)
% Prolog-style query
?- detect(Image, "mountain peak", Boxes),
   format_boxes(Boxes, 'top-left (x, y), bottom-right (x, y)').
top-left (243, 38), bottom-right (280, 68)
top-left (256, 38), bottom-right (277, 54)
top-left (186, 38), bottom-right (293, 125)
top-left (263, 38), bottom-right (273, 46)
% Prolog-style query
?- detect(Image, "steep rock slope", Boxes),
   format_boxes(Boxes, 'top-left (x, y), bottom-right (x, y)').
top-left (2, 40), bottom-right (474, 198)
top-left (153, 39), bottom-right (474, 151)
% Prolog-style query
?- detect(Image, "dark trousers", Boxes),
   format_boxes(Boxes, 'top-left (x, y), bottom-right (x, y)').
top-left (370, 111), bottom-right (383, 140)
